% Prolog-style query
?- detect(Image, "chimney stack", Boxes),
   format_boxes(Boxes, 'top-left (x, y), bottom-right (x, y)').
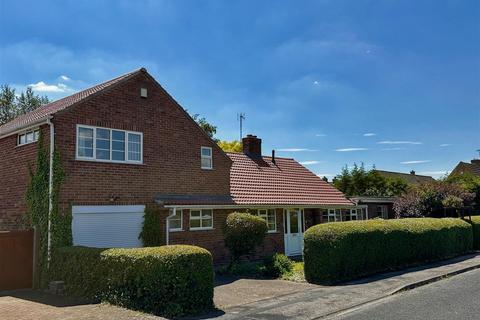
top-left (272, 150), bottom-right (276, 164)
top-left (472, 159), bottom-right (480, 165)
top-left (410, 170), bottom-right (416, 175)
top-left (242, 134), bottom-right (262, 158)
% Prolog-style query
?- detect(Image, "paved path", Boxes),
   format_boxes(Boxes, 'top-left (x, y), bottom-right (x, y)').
top-left (333, 268), bottom-right (480, 320)
top-left (216, 253), bottom-right (480, 319)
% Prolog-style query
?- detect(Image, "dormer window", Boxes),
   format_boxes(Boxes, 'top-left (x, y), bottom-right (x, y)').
top-left (201, 146), bottom-right (212, 169)
top-left (17, 129), bottom-right (40, 146)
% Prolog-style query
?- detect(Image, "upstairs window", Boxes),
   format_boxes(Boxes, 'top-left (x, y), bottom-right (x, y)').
top-left (17, 129), bottom-right (40, 146)
top-left (201, 146), bottom-right (212, 169)
top-left (76, 125), bottom-right (142, 164)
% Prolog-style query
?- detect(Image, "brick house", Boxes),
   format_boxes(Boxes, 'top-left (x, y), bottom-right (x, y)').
top-left (0, 68), bottom-right (358, 263)
top-left (450, 159), bottom-right (480, 177)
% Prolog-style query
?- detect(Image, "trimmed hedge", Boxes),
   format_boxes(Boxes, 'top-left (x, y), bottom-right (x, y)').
top-left (51, 245), bottom-right (214, 317)
top-left (467, 216), bottom-right (480, 250)
top-left (304, 218), bottom-right (473, 284)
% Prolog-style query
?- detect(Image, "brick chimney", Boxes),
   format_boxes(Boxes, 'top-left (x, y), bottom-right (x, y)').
top-left (410, 170), bottom-right (416, 175)
top-left (472, 159), bottom-right (480, 165)
top-left (242, 134), bottom-right (262, 158)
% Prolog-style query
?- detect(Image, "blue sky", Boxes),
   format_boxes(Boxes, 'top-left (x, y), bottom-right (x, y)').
top-left (1, 0), bottom-right (479, 179)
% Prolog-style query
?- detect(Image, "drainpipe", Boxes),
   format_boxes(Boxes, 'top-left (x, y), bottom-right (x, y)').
top-left (165, 207), bottom-right (176, 245)
top-left (46, 117), bottom-right (54, 265)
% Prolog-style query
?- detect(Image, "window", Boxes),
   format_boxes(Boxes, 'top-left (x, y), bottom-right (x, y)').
top-left (201, 146), bottom-right (212, 169)
top-left (189, 209), bottom-right (213, 230)
top-left (350, 209), bottom-right (358, 221)
top-left (376, 205), bottom-right (388, 219)
top-left (169, 209), bottom-right (183, 231)
top-left (327, 209), bottom-right (336, 222)
top-left (76, 125), bottom-right (142, 164)
top-left (17, 129), bottom-right (40, 146)
top-left (256, 209), bottom-right (277, 232)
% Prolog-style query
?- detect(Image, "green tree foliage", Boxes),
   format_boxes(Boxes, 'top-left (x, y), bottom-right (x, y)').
top-left (139, 207), bottom-right (163, 246)
top-left (217, 140), bottom-right (242, 152)
top-left (0, 85), bottom-right (49, 125)
top-left (333, 163), bottom-right (409, 197)
top-left (191, 113), bottom-right (217, 141)
top-left (393, 181), bottom-right (475, 218)
top-left (26, 133), bottom-right (71, 287)
top-left (446, 173), bottom-right (480, 210)
top-left (223, 212), bottom-right (267, 267)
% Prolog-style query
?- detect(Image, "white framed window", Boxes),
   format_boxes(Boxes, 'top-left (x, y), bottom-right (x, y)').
top-left (256, 209), bottom-right (277, 232)
top-left (327, 209), bottom-right (336, 222)
top-left (201, 146), bottom-right (212, 169)
top-left (76, 125), bottom-right (143, 164)
top-left (168, 209), bottom-right (183, 231)
top-left (17, 128), bottom-right (40, 146)
top-left (350, 209), bottom-right (358, 221)
top-left (189, 209), bottom-right (213, 230)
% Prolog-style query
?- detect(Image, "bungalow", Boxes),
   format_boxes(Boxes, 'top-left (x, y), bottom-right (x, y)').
top-left (0, 68), bottom-right (359, 263)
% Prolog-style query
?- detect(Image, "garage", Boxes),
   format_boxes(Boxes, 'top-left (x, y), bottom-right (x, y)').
top-left (72, 205), bottom-right (145, 248)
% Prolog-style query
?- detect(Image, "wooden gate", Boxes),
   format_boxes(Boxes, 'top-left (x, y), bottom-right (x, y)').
top-left (0, 230), bottom-right (34, 291)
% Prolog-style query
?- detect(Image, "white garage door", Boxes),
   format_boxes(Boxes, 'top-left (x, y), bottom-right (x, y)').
top-left (72, 205), bottom-right (145, 248)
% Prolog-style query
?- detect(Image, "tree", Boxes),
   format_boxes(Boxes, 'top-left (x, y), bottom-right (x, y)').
top-left (393, 181), bottom-right (475, 218)
top-left (191, 113), bottom-right (217, 141)
top-left (333, 164), bottom-right (409, 197)
top-left (217, 140), bottom-right (242, 152)
top-left (445, 173), bottom-right (480, 211)
top-left (0, 84), bottom-right (49, 125)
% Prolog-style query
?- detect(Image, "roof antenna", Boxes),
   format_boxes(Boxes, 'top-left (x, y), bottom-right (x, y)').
top-left (237, 113), bottom-right (246, 141)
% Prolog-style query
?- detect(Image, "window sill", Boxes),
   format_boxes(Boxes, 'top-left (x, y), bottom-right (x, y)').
top-left (267, 231), bottom-right (279, 234)
top-left (75, 158), bottom-right (144, 165)
top-left (169, 229), bottom-right (183, 232)
top-left (15, 141), bottom-right (38, 148)
top-left (189, 227), bottom-right (214, 231)
top-left (201, 167), bottom-right (214, 170)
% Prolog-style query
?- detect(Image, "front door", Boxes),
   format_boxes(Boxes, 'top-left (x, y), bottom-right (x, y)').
top-left (284, 209), bottom-right (303, 256)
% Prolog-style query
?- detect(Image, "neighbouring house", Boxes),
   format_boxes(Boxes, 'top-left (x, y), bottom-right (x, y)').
top-left (0, 68), bottom-right (361, 263)
top-left (450, 159), bottom-right (480, 177)
top-left (350, 170), bottom-right (435, 219)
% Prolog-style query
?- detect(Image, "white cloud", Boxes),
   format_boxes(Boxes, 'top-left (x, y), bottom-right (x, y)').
top-left (28, 81), bottom-right (72, 93)
top-left (378, 140), bottom-right (422, 145)
top-left (60, 75), bottom-right (71, 81)
top-left (299, 160), bottom-right (323, 165)
top-left (335, 148), bottom-right (368, 152)
top-left (382, 147), bottom-right (405, 151)
top-left (400, 160), bottom-right (431, 164)
top-left (315, 133), bottom-right (327, 137)
top-left (363, 133), bottom-right (376, 137)
top-left (439, 144), bottom-right (452, 147)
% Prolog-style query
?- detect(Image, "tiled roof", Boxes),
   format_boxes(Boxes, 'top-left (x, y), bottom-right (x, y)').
top-left (155, 194), bottom-right (234, 206)
top-left (0, 68), bottom-right (144, 137)
top-left (227, 152), bottom-right (353, 206)
top-left (452, 161), bottom-right (480, 177)
top-left (375, 170), bottom-right (435, 184)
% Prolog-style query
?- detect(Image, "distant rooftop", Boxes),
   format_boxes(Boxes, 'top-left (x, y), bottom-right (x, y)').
top-left (374, 170), bottom-right (435, 184)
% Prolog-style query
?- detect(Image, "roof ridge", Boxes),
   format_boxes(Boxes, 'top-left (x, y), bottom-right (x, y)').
top-left (374, 169), bottom-right (433, 178)
top-left (0, 68), bottom-right (145, 136)
top-left (225, 151), bottom-right (294, 160)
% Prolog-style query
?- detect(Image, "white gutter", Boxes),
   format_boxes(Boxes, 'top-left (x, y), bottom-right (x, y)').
top-left (46, 117), bottom-right (54, 265)
top-left (165, 207), bottom-right (176, 245)
top-left (163, 204), bottom-right (355, 210)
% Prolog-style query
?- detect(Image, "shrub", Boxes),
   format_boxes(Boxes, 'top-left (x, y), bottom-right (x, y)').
top-left (223, 212), bottom-right (267, 266)
top-left (304, 218), bottom-right (473, 284)
top-left (262, 253), bottom-right (293, 278)
top-left (51, 245), bottom-right (214, 317)
top-left (466, 216), bottom-right (480, 250)
top-left (139, 207), bottom-right (163, 247)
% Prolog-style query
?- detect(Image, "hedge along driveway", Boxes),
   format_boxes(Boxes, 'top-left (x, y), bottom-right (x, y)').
top-left (304, 218), bottom-right (473, 284)
top-left (51, 245), bottom-right (213, 318)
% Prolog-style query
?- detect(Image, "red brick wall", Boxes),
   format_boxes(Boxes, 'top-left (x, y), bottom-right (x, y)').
top-left (168, 208), bottom-right (285, 264)
top-left (52, 72), bottom-right (231, 211)
top-left (0, 125), bottom-right (50, 230)
top-left (1, 72), bottom-right (231, 230)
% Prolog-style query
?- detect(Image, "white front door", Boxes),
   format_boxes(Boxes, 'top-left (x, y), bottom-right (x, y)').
top-left (284, 208), bottom-right (303, 256)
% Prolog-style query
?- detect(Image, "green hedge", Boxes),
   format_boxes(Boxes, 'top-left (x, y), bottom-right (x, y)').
top-left (467, 216), bottom-right (480, 250)
top-left (51, 245), bottom-right (214, 317)
top-left (304, 218), bottom-right (473, 284)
